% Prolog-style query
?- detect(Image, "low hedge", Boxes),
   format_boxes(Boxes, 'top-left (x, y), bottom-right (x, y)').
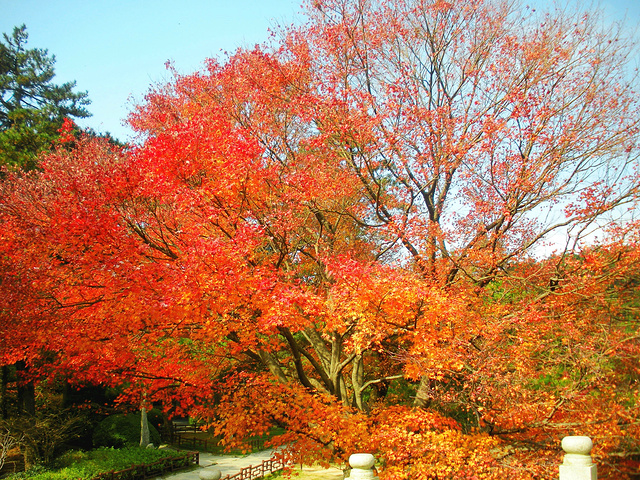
top-left (4, 447), bottom-right (196, 480)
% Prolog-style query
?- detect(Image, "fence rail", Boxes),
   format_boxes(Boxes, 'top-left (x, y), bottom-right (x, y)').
top-left (170, 423), bottom-right (264, 452)
top-left (0, 456), bottom-right (25, 477)
top-left (172, 423), bottom-right (201, 436)
top-left (220, 456), bottom-right (289, 480)
top-left (92, 451), bottom-right (199, 480)
top-left (173, 435), bottom-right (263, 452)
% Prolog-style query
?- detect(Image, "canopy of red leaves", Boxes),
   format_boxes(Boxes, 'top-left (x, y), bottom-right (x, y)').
top-left (1, 0), bottom-right (639, 478)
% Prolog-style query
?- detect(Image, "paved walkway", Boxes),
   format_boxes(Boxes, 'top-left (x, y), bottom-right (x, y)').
top-left (163, 449), bottom-right (344, 480)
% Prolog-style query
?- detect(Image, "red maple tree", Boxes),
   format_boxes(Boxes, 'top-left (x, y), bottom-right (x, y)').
top-left (1, 0), bottom-right (639, 478)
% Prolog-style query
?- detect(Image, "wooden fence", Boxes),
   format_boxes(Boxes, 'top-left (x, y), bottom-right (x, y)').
top-left (220, 456), bottom-right (289, 480)
top-left (170, 423), bottom-right (264, 452)
top-left (92, 450), bottom-right (199, 480)
top-left (0, 455), bottom-right (25, 477)
top-left (171, 422), bottom-right (201, 437)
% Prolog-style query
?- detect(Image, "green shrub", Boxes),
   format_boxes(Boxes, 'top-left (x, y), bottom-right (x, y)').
top-left (92, 414), bottom-right (161, 448)
top-left (144, 409), bottom-right (164, 433)
top-left (6, 447), bottom-right (189, 480)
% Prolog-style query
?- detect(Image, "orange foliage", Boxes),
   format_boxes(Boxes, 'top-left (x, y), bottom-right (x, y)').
top-left (1, 0), bottom-right (639, 478)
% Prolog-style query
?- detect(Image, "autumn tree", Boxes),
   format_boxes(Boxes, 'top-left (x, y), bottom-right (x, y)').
top-left (1, 0), bottom-right (639, 478)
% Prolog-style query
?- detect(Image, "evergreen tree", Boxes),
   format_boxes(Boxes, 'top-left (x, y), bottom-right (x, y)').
top-left (0, 25), bottom-right (90, 169)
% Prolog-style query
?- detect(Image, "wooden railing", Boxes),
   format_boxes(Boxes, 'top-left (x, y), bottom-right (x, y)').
top-left (220, 456), bottom-right (289, 480)
top-left (173, 435), bottom-right (263, 452)
top-left (171, 423), bottom-right (201, 436)
top-left (171, 423), bottom-right (264, 452)
top-left (0, 455), bottom-right (25, 477)
top-left (92, 450), bottom-right (199, 480)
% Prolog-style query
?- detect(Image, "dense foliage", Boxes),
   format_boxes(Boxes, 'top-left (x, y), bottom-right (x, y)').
top-left (0, 1), bottom-right (638, 478)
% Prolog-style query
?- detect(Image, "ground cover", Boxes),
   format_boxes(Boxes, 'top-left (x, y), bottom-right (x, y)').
top-left (2, 447), bottom-right (195, 480)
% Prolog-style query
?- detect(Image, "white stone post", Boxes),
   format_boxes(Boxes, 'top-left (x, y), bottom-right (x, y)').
top-left (559, 436), bottom-right (597, 480)
top-left (347, 453), bottom-right (378, 480)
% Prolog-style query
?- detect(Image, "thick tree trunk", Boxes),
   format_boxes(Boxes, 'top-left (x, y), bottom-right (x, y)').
top-left (1, 365), bottom-right (8, 419)
top-left (15, 361), bottom-right (35, 416)
top-left (413, 376), bottom-right (433, 409)
top-left (257, 350), bottom-right (289, 384)
top-left (140, 407), bottom-right (151, 447)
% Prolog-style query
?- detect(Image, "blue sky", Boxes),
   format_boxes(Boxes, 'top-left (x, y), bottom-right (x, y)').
top-left (1, 0), bottom-right (302, 140)
top-left (2, 0), bottom-right (638, 142)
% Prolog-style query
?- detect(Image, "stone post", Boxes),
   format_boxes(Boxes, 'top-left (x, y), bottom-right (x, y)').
top-left (347, 453), bottom-right (378, 480)
top-left (559, 436), bottom-right (597, 480)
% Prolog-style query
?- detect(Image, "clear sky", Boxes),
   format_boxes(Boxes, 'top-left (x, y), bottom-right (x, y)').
top-left (1, 0), bottom-right (303, 141)
top-left (1, 0), bottom-right (638, 142)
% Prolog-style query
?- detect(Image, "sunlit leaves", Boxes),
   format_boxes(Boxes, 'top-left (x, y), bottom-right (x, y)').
top-left (1, 1), bottom-right (639, 478)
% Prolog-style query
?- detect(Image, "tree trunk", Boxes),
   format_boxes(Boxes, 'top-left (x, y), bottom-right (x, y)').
top-left (1, 365), bottom-right (8, 419)
top-left (140, 407), bottom-right (151, 447)
top-left (15, 361), bottom-right (35, 416)
top-left (351, 354), bottom-right (364, 410)
top-left (413, 376), bottom-right (433, 409)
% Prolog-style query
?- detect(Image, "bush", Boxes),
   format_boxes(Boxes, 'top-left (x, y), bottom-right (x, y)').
top-left (144, 409), bottom-right (164, 434)
top-left (0, 410), bottom-right (87, 467)
top-left (5, 447), bottom-right (190, 480)
top-left (92, 414), bottom-right (161, 448)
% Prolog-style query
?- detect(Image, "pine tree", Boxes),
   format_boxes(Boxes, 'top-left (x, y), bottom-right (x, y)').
top-left (0, 25), bottom-right (90, 169)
